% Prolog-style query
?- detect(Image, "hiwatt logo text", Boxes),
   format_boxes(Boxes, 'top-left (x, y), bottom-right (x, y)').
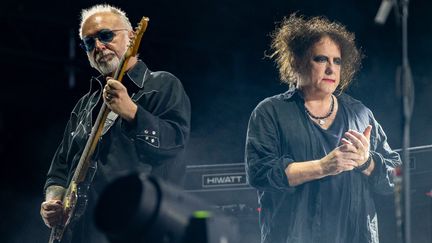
top-left (202, 173), bottom-right (248, 187)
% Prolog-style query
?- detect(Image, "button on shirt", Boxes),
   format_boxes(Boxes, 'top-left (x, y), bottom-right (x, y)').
top-left (45, 60), bottom-right (191, 192)
top-left (44, 60), bottom-right (191, 243)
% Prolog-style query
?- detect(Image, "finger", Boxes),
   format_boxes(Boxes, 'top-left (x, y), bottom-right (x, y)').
top-left (347, 130), bottom-right (369, 147)
top-left (343, 165), bottom-right (356, 171)
top-left (104, 88), bottom-right (118, 102)
top-left (46, 215), bottom-right (62, 227)
top-left (341, 138), bottom-right (352, 145)
top-left (106, 79), bottom-right (123, 90)
top-left (42, 210), bottom-right (54, 218)
top-left (339, 143), bottom-right (357, 153)
top-left (104, 84), bottom-right (110, 92)
top-left (104, 89), bottom-right (118, 100)
top-left (43, 210), bottom-right (62, 219)
top-left (347, 130), bottom-right (365, 141)
top-left (104, 84), bottom-right (119, 94)
top-left (363, 125), bottom-right (372, 140)
top-left (105, 93), bottom-right (112, 100)
top-left (42, 201), bottom-right (62, 210)
top-left (333, 160), bottom-right (356, 173)
top-left (41, 212), bottom-right (62, 225)
top-left (342, 152), bottom-right (363, 162)
top-left (344, 132), bottom-right (364, 150)
top-left (41, 203), bottom-right (62, 215)
top-left (104, 96), bottom-right (114, 104)
top-left (340, 159), bottom-right (358, 169)
top-left (339, 162), bottom-right (356, 171)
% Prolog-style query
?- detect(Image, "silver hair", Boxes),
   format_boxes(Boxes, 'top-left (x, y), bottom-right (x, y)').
top-left (79, 4), bottom-right (132, 39)
top-left (89, 49), bottom-right (120, 75)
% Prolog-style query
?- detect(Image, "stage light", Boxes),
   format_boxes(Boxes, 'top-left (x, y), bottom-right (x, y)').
top-left (374, 0), bottom-right (400, 25)
top-left (94, 173), bottom-right (239, 243)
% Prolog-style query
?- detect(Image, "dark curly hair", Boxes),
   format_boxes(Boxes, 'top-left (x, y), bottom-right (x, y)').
top-left (269, 14), bottom-right (362, 91)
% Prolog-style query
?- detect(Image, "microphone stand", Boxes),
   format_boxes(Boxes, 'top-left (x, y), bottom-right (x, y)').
top-left (374, 1), bottom-right (415, 242)
top-left (400, 0), bottom-right (415, 243)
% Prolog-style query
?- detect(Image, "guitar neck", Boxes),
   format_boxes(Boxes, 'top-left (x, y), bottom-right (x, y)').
top-left (70, 55), bottom-right (129, 185)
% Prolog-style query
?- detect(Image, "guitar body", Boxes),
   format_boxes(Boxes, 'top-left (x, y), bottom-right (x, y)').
top-left (49, 164), bottom-right (97, 243)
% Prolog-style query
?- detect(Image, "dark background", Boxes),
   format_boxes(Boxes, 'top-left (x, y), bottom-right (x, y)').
top-left (1, 0), bottom-right (431, 242)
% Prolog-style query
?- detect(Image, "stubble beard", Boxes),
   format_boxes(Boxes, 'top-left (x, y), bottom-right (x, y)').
top-left (90, 50), bottom-right (120, 76)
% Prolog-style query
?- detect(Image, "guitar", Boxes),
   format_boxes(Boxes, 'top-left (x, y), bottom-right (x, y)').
top-left (48, 16), bottom-right (149, 243)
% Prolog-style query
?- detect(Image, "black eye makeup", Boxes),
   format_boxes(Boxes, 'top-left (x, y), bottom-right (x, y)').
top-left (313, 55), bottom-right (328, 63)
top-left (313, 55), bottom-right (342, 65)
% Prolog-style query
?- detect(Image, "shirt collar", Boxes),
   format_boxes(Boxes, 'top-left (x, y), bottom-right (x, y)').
top-left (281, 87), bottom-right (344, 102)
top-left (126, 59), bottom-right (150, 88)
top-left (281, 86), bottom-right (303, 101)
top-left (91, 59), bottom-right (150, 89)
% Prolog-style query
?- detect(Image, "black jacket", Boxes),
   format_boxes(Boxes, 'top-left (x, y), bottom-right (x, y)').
top-left (44, 60), bottom-right (191, 243)
top-left (45, 60), bottom-right (191, 191)
top-left (245, 88), bottom-right (401, 243)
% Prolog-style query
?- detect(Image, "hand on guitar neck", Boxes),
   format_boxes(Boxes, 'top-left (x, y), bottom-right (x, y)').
top-left (103, 77), bottom-right (138, 122)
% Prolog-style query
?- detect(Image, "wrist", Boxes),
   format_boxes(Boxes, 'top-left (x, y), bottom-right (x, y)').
top-left (355, 153), bottom-right (372, 172)
top-left (123, 102), bottom-right (138, 122)
top-left (45, 185), bottom-right (66, 201)
top-left (316, 159), bottom-right (328, 177)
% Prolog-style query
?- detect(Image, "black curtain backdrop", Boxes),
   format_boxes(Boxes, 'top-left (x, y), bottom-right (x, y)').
top-left (1, 0), bottom-right (431, 242)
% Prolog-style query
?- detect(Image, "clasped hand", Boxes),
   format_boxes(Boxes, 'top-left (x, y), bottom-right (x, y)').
top-left (320, 125), bottom-right (372, 175)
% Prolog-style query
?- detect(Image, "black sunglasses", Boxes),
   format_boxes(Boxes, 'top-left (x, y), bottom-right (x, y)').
top-left (80, 29), bottom-right (128, 52)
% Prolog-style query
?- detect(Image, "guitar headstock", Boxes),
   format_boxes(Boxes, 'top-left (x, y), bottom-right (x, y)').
top-left (125, 17), bottom-right (150, 58)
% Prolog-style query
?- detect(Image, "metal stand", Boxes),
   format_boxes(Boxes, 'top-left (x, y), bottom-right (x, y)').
top-left (375, 1), bottom-right (415, 243)
top-left (400, 1), bottom-right (415, 243)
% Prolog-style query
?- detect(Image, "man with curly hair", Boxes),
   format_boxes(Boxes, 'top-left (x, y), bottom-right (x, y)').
top-left (245, 14), bottom-right (401, 243)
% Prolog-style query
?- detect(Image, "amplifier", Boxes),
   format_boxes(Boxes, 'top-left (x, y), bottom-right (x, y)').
top-left (184, 163), bottom-right (260, 243)
top-left (184, 163), bottom-right (259, 216)
top-left (404, 146), bottom-right (432, 243)
top-left (395, 145), bottom-right (432, 207)
top-left (184, 163), bottom-right (251, 190)
top-left (379, 145), bottom-right (432, 243)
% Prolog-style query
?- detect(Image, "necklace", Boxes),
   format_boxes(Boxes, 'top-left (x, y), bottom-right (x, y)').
top-left (305, 95), bottom-right (335, 125)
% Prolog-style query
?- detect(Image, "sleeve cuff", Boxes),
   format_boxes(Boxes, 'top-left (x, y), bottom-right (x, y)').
top-left (278, 155), bottom-right (296, 191)
top-left (121, 105), bottom-right (161, 148)
top-left (369, 151), bottom-right (385, 179)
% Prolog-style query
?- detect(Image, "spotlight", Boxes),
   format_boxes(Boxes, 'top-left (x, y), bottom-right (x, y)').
top-left (94, 173), bottom-right (239, 243)
top-left (375, 0), bottom-right (400, 25)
